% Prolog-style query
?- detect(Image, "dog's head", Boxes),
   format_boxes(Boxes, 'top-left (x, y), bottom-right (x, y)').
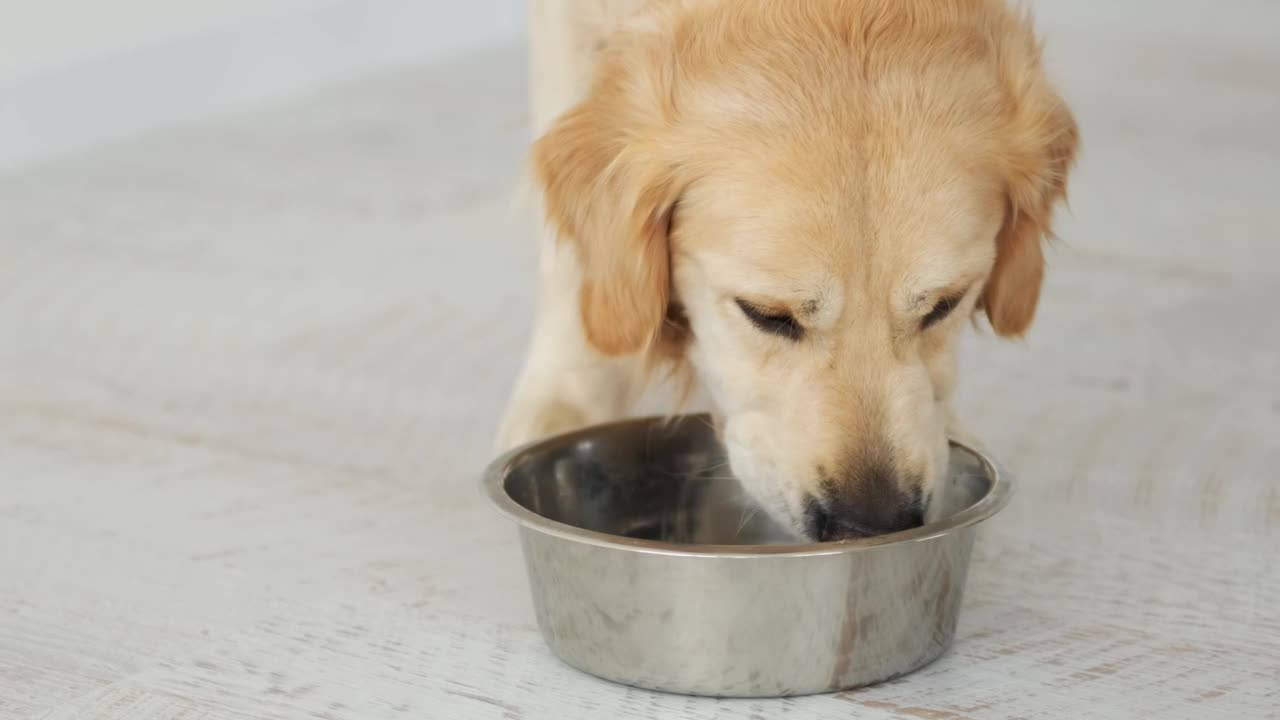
top-left (532, 0), bottom-right (1077, 540)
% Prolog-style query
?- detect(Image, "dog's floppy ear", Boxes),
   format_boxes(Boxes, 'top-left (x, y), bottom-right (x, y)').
top-left (531, 57), bottom-right (679, 357)
top-left (983, 53), bottom-right (1079, 337)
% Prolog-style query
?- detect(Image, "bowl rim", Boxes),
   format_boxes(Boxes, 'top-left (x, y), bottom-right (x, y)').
top-left (482, 414), bottom-right (1012, 558)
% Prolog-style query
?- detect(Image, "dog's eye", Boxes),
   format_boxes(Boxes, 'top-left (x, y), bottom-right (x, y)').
top-left (736, 299), bottom-right (803, 340)
top-left (921, 295), bottom-right (962, 330)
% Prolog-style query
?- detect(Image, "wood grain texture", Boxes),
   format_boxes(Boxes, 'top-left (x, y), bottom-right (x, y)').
top-left (1, 1), bottom-right (1278, 717)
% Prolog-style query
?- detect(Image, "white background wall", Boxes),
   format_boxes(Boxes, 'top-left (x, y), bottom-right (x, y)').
top-left (0, 0), bottom-right (527, 172)
top-left (0, 0), bottom-right (316, 82)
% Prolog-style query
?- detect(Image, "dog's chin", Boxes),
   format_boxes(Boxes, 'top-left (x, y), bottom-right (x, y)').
top-left (721, 440), bottom-right (811, 542)
top-left (748, 495), bottom-right (812, 544)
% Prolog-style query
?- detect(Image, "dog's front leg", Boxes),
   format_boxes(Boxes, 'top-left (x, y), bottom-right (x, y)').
top-left (496, 227), bottom-right (647, 451)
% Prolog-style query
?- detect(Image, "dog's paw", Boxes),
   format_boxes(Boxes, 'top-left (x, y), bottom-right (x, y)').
top-left (495, 398), bottom-right (592, 452)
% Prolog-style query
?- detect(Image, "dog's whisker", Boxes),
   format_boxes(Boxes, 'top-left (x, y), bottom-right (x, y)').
top-left (700, 459), bottom-right (732, 473)
top-left (733, 505), bottom-right (760, 539)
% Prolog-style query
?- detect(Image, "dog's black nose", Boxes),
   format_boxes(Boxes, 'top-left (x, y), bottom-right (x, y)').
top-left (808, 454), bottom-right (926, 540)
top-left (805, 493), bottom-right (924, 541)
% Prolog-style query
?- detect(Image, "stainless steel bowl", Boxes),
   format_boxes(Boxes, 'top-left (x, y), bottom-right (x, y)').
top-left (484, 414), bottom-right (1011, 697)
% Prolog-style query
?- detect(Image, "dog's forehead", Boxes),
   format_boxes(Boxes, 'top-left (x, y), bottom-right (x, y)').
top-left (680, 160), bottom-right (1000, 321)
top-left (689, 161), bottom-right (998, 259)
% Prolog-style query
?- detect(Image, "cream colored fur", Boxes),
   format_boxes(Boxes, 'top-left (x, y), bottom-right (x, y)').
top-left (499, 0), bottom-right (1076, 539)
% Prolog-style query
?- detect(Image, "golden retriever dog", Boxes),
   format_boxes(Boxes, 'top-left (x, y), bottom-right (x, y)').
top-left (499, 0), bottom-right (1077, 541)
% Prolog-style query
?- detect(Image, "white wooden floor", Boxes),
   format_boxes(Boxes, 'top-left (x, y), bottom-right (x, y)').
top-left (1, 2), bottom-right (1278, 718)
